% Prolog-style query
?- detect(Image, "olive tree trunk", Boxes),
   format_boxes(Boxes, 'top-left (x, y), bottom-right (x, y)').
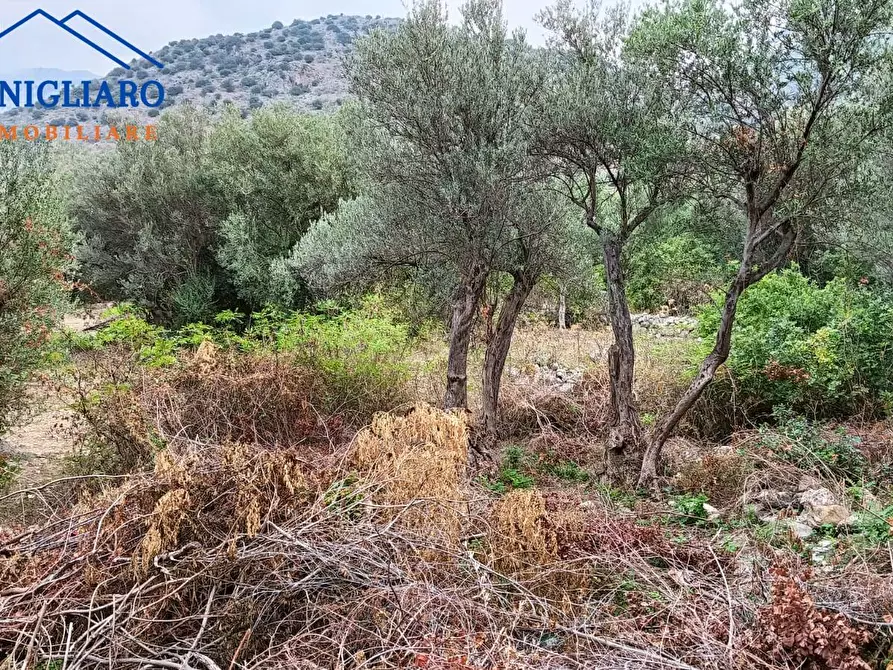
top-left (481, 270), bottom-right (536, 442)
top-left (444, 271), bottom-right (487, 410)
top-left (638, 221), bottom-right (796, 486)
top-left (602, 232), bottom-right (642, 478)
top-left (557, 286), bottom-right (567, 330)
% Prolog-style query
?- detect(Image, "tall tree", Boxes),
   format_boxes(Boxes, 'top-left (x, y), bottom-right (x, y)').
top-left (630, 0), bottom-right (893, 484)
top-left (345, 0), bottom-right (546, 412)
top-left (536, 0), bottom-right (690, 476)
top-left (211, 105), bottom-right (354, 310)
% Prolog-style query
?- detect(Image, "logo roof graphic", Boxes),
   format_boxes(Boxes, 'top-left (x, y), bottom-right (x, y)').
top-left (0, 9), bottom-right (164, 71)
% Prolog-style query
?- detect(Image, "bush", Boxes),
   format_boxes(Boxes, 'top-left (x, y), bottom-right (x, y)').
top-left (0, 143), bottom-right (74, 433)
top-left (72, 107), bottom-right (224, 323)
top-left (627, 232), bottom-right (726, 312)
top-left (211, 105), bottom-right (354, 309)
top-left (247, 297), bottom-right (411, 421)
top-left (698, 266), bottom-right (893, 418)
top-left (756, 413), bottom-right (869, 484)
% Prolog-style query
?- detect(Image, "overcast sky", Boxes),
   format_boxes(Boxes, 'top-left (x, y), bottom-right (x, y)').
top-left (0, 0), bottom-right (552, 75)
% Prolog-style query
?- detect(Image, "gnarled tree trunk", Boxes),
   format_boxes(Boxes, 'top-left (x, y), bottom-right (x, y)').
top-left (602, 232), bottom-right (642, 479)
top-left (557, 285), bottom-right (567, 330)
top-left (444, 270), bottom-right (487, 410)
top-left (481, 270), bottom-right (536, 442)
top-left (638, 269), bottom-right (746, 485)
top-left (637, 218), bottom-right (797, 486)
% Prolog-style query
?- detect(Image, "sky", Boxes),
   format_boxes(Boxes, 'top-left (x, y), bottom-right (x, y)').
top-left (0, 0), bottom-right (551, 76)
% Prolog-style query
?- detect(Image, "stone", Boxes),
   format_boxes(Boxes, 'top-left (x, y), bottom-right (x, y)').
top-left (785, 520), bottom-right (814, 540)
top-left (703, 503), bottom-right (722, 521)
top-left (749, 488), bottom-right (795, 510)
top-left (799, 487), bottom-right (851, 527)
top-left (799, 487), bottom-right (838, 507)
top-left (811, 538), bottom-right (836, 565)
top-left (797, 475), bottom-right (823, 493)
top-left (805, 505), bottom-right (851, 527)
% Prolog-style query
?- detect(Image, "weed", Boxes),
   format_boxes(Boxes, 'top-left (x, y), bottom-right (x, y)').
top-left (668, 492), bottom-right (709, 526)
top-left (481, 468), bottom-right (535, 494)
top-left (758, 413), bottom-right (867, 484)
top-left (850, 506), bottom-right (893, 545)
top-left (544, 459), bottom-right (590, 483)
top-left (323, 476), bottom-right (364, 519)
top-left (0, 454), bottom-right (19, 494)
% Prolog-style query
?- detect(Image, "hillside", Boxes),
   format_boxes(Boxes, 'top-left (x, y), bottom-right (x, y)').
top-left (0, 14), bottom-right (397, 127)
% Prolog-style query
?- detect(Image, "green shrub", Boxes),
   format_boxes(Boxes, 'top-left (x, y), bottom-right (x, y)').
top-left (0, 142), bottom-right (74, 433)
top-left (627, 232), bottom-right (726, 312)
top-left (0, 454), bottom-right (20, 494)
top-left (669, 492), bottom-right (710, 525)
top-left (168, 273), bottom-right (218, 326)
top-left (249, 296), bottom-right (411, 419)
top-left (850, 505), bottom-right (893, 545)
top-left (482, 445), bottom-right (536, 494)
top-left (698, 267), bottom-right (893, 418)
top-left (756, 413), bottom-right (868, 484)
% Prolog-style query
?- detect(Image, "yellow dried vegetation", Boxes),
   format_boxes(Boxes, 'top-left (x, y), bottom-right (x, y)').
top-left (136, 443), bottom-right (310, 574)
top-left (487, 489), bottom-right (558, 578)
top-left (486, 490), bottom-right (594, 602)
top-left (352, 402), bottom-right (469, 549)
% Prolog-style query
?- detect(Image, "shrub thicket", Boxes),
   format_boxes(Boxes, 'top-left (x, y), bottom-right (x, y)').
top-left (698, 267), bottom-right (893, 419)
top-left (73, 106), bottom-right (353, 324)
top-left (0, 142), bottom-right (74, 433)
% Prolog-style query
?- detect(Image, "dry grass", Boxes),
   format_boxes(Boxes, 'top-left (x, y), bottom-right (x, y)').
top-left (2, 419), bottom-right (891, 669)
top-left (352, 402), bottom-right (470, 549)
top-left (2, 327), bottom-right (891, 669)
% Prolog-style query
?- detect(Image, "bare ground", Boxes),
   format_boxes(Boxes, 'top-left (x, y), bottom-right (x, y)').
top-left (1, 304), bottom-right (111, 500)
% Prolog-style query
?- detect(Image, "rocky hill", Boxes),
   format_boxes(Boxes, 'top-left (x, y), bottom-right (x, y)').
top-left (0, 14), bottom-right (398, 127)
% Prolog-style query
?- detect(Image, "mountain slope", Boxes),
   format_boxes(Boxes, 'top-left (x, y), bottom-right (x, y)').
top-left (0, 14), bottom-right (397, 127)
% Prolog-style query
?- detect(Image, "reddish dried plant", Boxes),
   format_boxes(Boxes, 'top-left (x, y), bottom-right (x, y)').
top-left (751, 566), bottom-right (872, 670)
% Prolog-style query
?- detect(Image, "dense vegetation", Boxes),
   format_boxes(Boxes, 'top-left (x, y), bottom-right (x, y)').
top-left (2, 0), bottom-right (893, 668)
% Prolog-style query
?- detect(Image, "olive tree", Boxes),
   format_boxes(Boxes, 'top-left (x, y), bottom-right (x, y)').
top-left (536, 0), bottom-right (691, 475)
top-left (630, 0), bottom-right (893, 484)
top-left (342, 0), bottom-right (549, 414)
top-left (211, 104), bottom-right (354, 310)
top-left (72, 107), bottom-right (224, 323)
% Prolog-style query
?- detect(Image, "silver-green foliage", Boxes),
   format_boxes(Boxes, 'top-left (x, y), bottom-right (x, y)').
top-left (0, 142), bottom-right (75, 433)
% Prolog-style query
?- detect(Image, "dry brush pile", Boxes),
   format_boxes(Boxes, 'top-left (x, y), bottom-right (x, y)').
top-left (1, 346), bottom-right (891, 669)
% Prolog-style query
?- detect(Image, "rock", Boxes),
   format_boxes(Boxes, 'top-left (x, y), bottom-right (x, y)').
top-left (749, 488), bottom-right (795, 510)
top-left (557, 383), bottom-right (575, 394)
top-left (797, 475), bottom-right (823, 493)
top-left (811, 538), bottom-right (836, 565)
top-left (799, 487), bottom-right (851, 527)
top-left (786, 520), bottom-right (815, 540)
top-left (703, 503), bottom-right (722, 521)
top-left (804, 505), bottom-right (851, 527)
top-left (799, 487), bottom-right (837, 507)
